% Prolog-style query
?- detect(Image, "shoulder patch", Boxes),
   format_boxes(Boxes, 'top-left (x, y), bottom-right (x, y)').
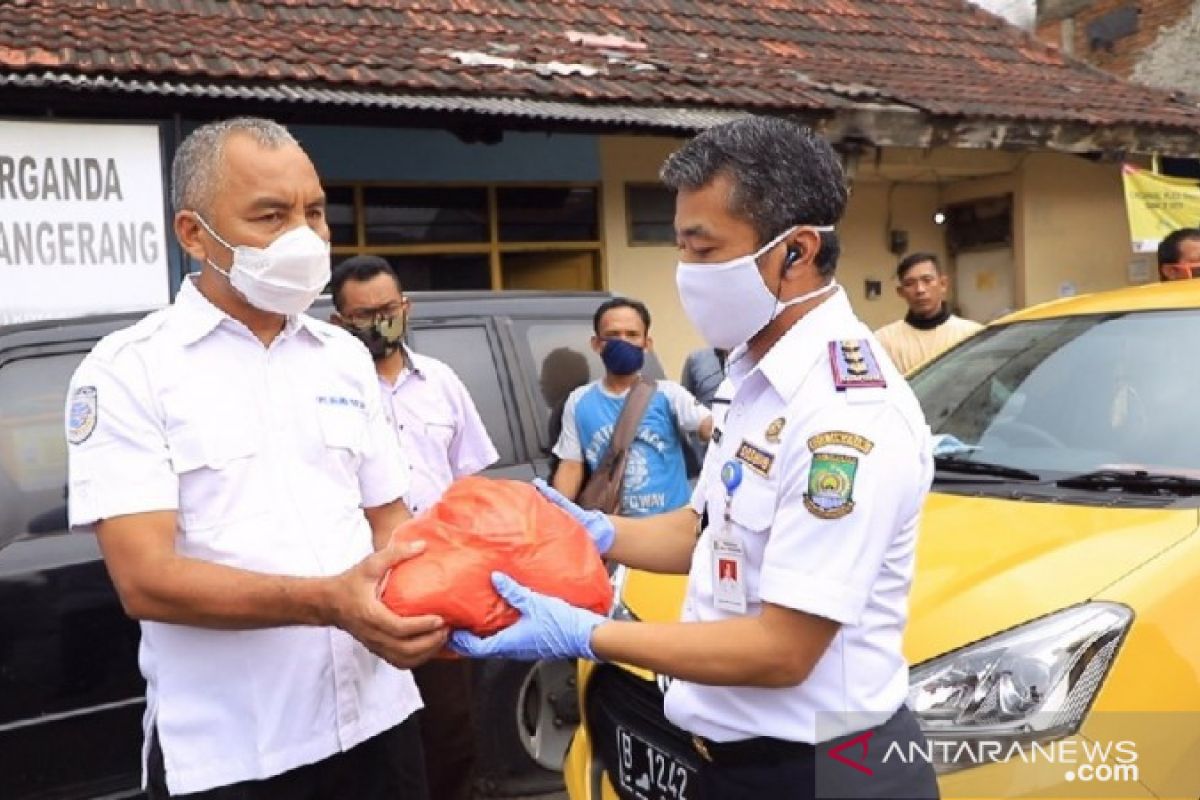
top-left (829, 339), bottom-right (887, 390)
top-left (67, 386), bottom-right (98, 445)
top-left (807, 430), bottom-right (874, 454)
top-left (804, 452), bottom-right (858, 519)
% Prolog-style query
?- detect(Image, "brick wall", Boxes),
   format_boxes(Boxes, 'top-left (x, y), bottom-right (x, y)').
top-left (1035, 0), bottom-right (1197, 79)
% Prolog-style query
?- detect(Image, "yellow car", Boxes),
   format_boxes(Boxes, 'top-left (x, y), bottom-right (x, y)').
top-left (564, 280), bottom-right (1200, 800)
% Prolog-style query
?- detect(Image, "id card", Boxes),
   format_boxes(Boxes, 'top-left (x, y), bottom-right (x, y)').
top-left (712, 538), bottom-right (747, 614)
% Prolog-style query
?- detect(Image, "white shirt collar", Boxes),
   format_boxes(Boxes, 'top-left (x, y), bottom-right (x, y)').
top-left (728, 285), bottom-right (851, 400)
top-left (173, 277), bottom-right (324, 347)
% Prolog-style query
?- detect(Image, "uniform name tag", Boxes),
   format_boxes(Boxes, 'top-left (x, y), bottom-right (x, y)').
top-left (735, 440), bottom-right (774, 477)
top-left (317, 395), bottom-right (366, 410)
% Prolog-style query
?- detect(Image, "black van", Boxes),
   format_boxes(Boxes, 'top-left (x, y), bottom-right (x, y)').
top-left (0, 290), bottom-right (662, 799)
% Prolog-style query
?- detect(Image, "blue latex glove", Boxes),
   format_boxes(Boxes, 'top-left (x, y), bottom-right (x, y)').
top-left (532, 477), bottom-right (616, 555)
top-left (450, 572), bottom-right (605, 661)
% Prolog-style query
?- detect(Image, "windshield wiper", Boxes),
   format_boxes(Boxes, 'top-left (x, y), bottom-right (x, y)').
top-left (933, 455), bottom-right (1041, 482)
top-left (1056, 469), bottom-right (1200, 496)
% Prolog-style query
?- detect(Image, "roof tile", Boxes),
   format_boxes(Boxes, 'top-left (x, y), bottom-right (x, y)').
top-left (1, 0), bottom-right (1198, 131)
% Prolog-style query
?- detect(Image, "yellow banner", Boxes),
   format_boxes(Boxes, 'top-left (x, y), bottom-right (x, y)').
top-left (1122, 164), bottom-right (1200, 253)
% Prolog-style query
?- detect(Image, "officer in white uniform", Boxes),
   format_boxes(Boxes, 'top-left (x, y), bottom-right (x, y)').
top-left (66, 118), bottom-right (445, 799)
top-left (452, 116), bottom-right (939, 799)
top-left (330, 254), bottom-right (499, 800)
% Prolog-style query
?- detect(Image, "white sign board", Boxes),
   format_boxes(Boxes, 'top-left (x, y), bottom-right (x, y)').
top-left (0, 120), bottom-right (169, 325)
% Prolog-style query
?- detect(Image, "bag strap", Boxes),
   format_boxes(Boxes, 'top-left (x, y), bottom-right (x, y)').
top-left (578, 378), bottom-right (658, 513)
top-left (608, 377), bottom-right (657, 462)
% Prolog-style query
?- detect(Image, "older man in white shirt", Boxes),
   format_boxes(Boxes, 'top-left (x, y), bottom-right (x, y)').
top-left (331, 254), bottom-right (499, 800)
top-left (66, 118), bottom-right (444, 799)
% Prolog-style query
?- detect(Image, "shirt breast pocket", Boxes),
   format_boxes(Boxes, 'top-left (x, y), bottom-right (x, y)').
top-left (317, 406), bottom-right (368, 456)
top-left (168, 425), bottom-right (257, 472)
top-left (421, 419), bottom-right (455, 449)
top-left (727, 476), bottom-right (776, 536)
top-left (166, 424), bottom-right (261, 530)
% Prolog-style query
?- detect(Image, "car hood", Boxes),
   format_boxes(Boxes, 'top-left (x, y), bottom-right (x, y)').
top-left (619, 492), bottom-right (1198, 666)
top-left (904, 492), bottom-right (1197, 663)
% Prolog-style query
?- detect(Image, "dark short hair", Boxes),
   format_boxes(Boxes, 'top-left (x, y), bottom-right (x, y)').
top-left (1157, 228), bottom-right (1200, 275)
top-left (593, 297), bottom-right (651, 336)
top-left (330, 255), bottom-right (402, 311)
top-left (896, 252), bottom-right (941, 280)
top-left (660, 115), bottom-right (848, 277)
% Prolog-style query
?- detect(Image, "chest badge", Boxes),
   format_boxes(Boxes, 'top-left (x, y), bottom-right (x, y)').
top-left (764, 417), bottom-right (786, 444)
top-left (804, 453), bottom-right (858, 519)
top-left (830, 339), bottom-right (887, 390)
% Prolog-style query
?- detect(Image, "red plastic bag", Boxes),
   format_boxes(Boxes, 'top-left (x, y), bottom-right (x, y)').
top-left (380, 477), bottom-right (613, 636)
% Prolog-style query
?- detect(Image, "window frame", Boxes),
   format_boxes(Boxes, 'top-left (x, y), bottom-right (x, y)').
top-left (624, 182), bottom-right (677, 247)
top-left (327, 180), bottom-right (606, 290)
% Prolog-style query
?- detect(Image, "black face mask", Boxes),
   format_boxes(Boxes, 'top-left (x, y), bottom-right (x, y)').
top-left (344, 314), bottom-right (406, 360)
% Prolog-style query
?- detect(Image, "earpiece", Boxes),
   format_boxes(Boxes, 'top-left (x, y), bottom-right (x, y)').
top-left (783, 246), bottom-right (803, 273)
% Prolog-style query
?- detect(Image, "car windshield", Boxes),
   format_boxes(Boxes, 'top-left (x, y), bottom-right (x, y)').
top-left (910, 309), bottom-right (1200, 477)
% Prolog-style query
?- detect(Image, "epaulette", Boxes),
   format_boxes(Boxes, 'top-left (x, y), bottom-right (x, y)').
top-left (89, 308), bottom-right (170, 362)
top-left (829, 339), bottom-right (887, 390)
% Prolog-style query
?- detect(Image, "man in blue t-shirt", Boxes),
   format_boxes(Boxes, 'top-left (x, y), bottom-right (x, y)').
top-left (552, 297), bottom-right (713, 517)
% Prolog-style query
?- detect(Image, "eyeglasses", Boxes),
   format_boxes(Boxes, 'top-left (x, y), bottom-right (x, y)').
top-left (343, 301), bottom-right (405, 327)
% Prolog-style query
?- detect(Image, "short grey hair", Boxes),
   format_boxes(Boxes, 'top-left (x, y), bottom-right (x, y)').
top-left (170, 117), bottom-right (298, 213)
top-left (660, 116), bottom-right (849, 276)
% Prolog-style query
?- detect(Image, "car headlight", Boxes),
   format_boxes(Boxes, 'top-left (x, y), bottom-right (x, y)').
top-left (908, 602), bottom-right (1132, 773)
top-left (608, 564), bottom-right (640, 622)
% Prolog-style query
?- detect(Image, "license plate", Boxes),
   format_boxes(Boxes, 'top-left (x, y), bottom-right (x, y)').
top-left (615, 726), bottom-right (696, 800)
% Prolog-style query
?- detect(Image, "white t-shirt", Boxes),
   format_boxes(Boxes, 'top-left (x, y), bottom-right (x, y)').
top-left (553, 379), bottom-right (709, 462)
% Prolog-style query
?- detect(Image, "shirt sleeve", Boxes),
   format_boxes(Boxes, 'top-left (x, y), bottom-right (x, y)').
top-left (67, 350), bottom-right (179, 530)
top-left (551, 387), bottom-right (584, 462)
top-left (445, 370), bottom-right (500, 477)
top-left (356, 360), bottom-right (411, 509)
top-left (754, 405), bottom-right (930, 626)
top-left (661, 381), bottom-right (712, 433)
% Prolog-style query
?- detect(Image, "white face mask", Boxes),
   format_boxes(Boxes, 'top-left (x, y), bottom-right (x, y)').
top-left (193, 214), bottom-right (331, 316)
top-left (676, 225), bottom-right (836, 349)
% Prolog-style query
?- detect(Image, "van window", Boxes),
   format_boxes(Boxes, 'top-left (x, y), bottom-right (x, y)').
top-left (407, 325), bottom-right (518, 466)
top-left (516, 321), bottom-right (604, 450)
top-left (0, 353), bottom-right (85, 543)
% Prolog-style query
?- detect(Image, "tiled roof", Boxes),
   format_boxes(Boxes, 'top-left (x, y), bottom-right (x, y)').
top-left (2, 0), bottom-right (1199, 133)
